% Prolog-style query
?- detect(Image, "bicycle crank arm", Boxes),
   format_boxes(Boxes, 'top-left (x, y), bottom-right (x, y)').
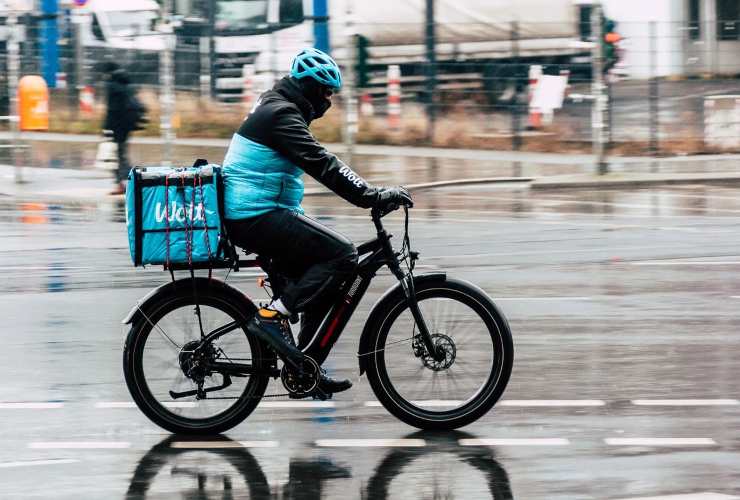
top-left (169, 373), bottom-right (233, 400)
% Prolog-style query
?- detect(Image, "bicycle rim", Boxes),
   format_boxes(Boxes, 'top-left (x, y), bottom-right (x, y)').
top-left (134, 296), bottom-right (262, 425)
top-left (375, 287), bottom-right (505, 419)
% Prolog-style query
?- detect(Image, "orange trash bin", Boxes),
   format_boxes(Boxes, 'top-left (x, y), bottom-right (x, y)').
top-left (19, 75), bottom-right (50, 131)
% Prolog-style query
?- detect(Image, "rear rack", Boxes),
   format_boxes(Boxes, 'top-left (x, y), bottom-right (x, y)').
top-left (164, 259), bottom-right (262, 272)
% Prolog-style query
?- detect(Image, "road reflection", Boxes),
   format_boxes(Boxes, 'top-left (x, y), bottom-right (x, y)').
top-left (125, 432), bottom-right (513, 499)
top-left (366, 431), bottom-right (513, 500)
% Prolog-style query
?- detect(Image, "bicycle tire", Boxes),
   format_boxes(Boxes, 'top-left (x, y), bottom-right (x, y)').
top-left (365, 277), bottom-right (513, 430)
top-left (123, 281), bottom-right (270, 434)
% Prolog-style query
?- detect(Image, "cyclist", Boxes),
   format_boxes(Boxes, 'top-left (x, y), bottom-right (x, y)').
top-left (223, 48), bottom-right (413, 396)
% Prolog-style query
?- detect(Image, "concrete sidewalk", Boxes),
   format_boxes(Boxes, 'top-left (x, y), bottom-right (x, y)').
top-left (4, 131), bottom-right (740, 165)
top-left (4, 163), bottom-right (740, 204)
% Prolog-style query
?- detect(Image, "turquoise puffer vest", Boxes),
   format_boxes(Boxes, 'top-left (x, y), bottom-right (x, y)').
top-left (222, 133), bottom-right (305, 220)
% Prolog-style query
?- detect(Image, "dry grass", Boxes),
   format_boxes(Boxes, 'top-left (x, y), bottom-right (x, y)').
top-left (34, 89), bottom-right (740, 155)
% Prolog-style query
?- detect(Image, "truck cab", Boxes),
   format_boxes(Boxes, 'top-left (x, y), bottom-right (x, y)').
top-left (77, 0), bottom-right (165, 52)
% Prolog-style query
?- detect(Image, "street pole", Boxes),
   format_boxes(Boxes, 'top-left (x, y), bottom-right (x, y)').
top-left (649, 20), bottom-right (659, 160)
top-left (74, 9), bottom-right (85, 118)
top-left (591, 3), bottom-right (608, 175)
top-left (425, 0), bottom-right (437, 143)
top-left (510, 21), bottom-right (522, 154)
top-left (160, 0), bottom-right (176, 167)
top-left (8, 12), bottom-right (22, 183)
top-left (342, 6), bottom-right (358, 164)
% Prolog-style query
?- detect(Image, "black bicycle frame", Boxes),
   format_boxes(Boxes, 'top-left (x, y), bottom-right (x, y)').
top-left (202, 209), bottom-right (438, 377)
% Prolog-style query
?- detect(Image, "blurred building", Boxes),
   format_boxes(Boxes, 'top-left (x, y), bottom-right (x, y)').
top-left (603, 0), bottom-right (740, 78)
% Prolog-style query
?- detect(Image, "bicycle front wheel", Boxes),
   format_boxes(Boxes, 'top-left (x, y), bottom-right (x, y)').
top-left (123, 281), bottom-right (270, 434)
top-left (365, 277), bottom-right (513, 430)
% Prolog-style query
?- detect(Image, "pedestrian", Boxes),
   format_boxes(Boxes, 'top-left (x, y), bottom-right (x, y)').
top-left (102, 63), bottom-right (147, 195)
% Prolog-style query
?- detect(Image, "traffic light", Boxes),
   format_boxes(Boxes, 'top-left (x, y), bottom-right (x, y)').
top-left (355, 35), bottom-right (370, 88)
top-left (602, 18), bottom-right (621, 73)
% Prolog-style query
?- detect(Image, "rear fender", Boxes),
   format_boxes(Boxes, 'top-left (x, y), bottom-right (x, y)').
top-left (122, 277), bottom-right (258, 326)
top-left (357, 272), bottom-right (446, 375)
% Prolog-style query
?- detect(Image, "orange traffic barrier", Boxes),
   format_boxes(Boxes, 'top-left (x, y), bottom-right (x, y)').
top-left (18, 75), bottom-right (49, 131)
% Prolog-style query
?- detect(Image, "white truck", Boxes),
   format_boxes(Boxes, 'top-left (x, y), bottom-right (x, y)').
top-left (60, 0), bottom-right (166, 85)
top-left (173, 0), bottom-right (597, 102)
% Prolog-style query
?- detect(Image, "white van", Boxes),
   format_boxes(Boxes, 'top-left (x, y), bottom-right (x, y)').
top-left (71, 0), bottom-right (165, 51)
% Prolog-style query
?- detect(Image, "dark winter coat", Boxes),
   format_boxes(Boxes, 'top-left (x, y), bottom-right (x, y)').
top-left (104, 69), bottom-right (146, 141)
top-left (223, 76), bottom-right (382, 219)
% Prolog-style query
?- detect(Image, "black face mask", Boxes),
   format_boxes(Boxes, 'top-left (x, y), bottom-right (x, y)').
top-left (298, 78), bottom-right (333, 119)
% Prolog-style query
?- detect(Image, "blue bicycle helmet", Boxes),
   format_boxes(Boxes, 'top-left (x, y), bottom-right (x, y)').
top-left (290, 48), bottom-right (342, 90)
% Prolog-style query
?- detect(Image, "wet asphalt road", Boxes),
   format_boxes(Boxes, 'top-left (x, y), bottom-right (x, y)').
top-left (2, 175), bottom-right (740, 499)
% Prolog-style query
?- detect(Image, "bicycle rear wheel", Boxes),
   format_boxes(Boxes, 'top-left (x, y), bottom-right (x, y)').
top-left (365, 277), bottom-right (513, 430)
top-left (124, 281), bottom-right (270, 434)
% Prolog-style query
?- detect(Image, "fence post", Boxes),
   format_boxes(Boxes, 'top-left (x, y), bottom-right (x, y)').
top-left (160, 0), bottom-right (176, 167)
top-left (591, 3), bottom-right (608, 175)
top-left (424, 0), bottom-right (437, 143)
top-left (510, 21), bottom-right (522, 152)
top-left (649, 20), bottom-right (659, 158)
top-left (342, 8), bottom-right (358, 164)
top-left (387, 65), bottom-right (401, 131)
top-left (199, 36), bottom-right (211, 100)
top-left (73, 9), bottom-right (85, 118)
top-left (7, 12), bottom-right (22, 183)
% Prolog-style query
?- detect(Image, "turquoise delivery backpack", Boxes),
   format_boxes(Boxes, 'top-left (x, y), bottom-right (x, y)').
top-left (126, 161), bottom-right (227, 268)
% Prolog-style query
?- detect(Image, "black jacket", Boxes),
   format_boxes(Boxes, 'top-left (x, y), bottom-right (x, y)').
top-left (236, 76), bottom-right (381, 208)
top-left (104, 69), bottom-right (146, 140)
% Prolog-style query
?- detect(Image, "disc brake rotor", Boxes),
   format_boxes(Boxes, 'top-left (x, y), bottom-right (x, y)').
top-left (420, 333), bottom-right (456, 371)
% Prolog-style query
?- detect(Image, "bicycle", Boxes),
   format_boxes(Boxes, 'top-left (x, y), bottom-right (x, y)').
top-left (122, 205), bottom-right (513, 434)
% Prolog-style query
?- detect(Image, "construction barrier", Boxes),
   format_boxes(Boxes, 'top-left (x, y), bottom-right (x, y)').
top-left (18, 75), bottom-right (49, 131)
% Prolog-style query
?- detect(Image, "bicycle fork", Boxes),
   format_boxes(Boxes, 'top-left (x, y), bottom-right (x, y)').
top-left (394, 269), bottom-right (445, 362)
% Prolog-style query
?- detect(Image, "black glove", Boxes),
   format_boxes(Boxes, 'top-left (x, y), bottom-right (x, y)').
top-left (375, 186), bottom-right (413, 211)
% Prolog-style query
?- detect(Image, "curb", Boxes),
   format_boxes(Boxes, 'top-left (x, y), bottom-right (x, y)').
top-left (303, 177), bottom-right (535, 197)
top-left (531, 173), bottom-right (740, 190)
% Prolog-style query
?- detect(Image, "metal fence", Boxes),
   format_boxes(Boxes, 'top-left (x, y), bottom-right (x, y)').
top-left (2, 8), bottom-right (740, 165)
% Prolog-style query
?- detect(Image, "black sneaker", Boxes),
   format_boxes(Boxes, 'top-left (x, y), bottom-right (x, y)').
top-left (247, 308), bottom-right (304, 362)
top-left (318, 369), bottom-right (352, 395)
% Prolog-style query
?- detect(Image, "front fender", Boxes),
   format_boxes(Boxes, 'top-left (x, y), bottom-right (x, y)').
top-left (122, 278), bottom-right (258, 326)
top-left (357, 272), bottom-right (446, 376)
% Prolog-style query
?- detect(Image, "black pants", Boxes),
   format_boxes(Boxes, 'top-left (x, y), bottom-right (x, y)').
top-left (115, 133), bottom-right (130, 183)
top-left (225, 210), bottom-right (358, 313)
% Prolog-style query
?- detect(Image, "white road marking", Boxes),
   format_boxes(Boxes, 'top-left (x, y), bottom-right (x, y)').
top-left (460, 438), bottom-right (570, 446)
top-left (610, 493), bottom-right (740, 500)
top-left (171, 441), bottom-right (279, 449)
top-left (500, 400), bottom-right (606, 407)
top-left (410, 400), bottom-right (463, 407)
top-left (632, 399), bottom-right (740, 406)
top-left (0, 402), bottom-right (64, 409)
top-left (604, 438), bottom-right (716, 446)
top-left (316, 439), bottom-right (426, 448)
top-left (94, 402), bottom-right (136, 408)
top-left (28, 442), bottom-right (131, 449)
top-left (259, 401), bottom-right (336, 409)
top-left (632, 261), bottom-right (740, 266)
top-left (364, 401), bottom-right (383, 407)
top-left (162, 402), bottom-right (198, 408)
top-left (493, 297), bottom-right (592, 301)
top-left (0, 459), bottom-right (79, 468)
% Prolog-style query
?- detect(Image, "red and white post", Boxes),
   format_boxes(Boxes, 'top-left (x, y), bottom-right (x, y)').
top-left (387, 65), bottom-right (401, 130)
top-left (242, 64), bottom-right (256, 112)
top-left (527, 64), bottom-right (543, 129)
